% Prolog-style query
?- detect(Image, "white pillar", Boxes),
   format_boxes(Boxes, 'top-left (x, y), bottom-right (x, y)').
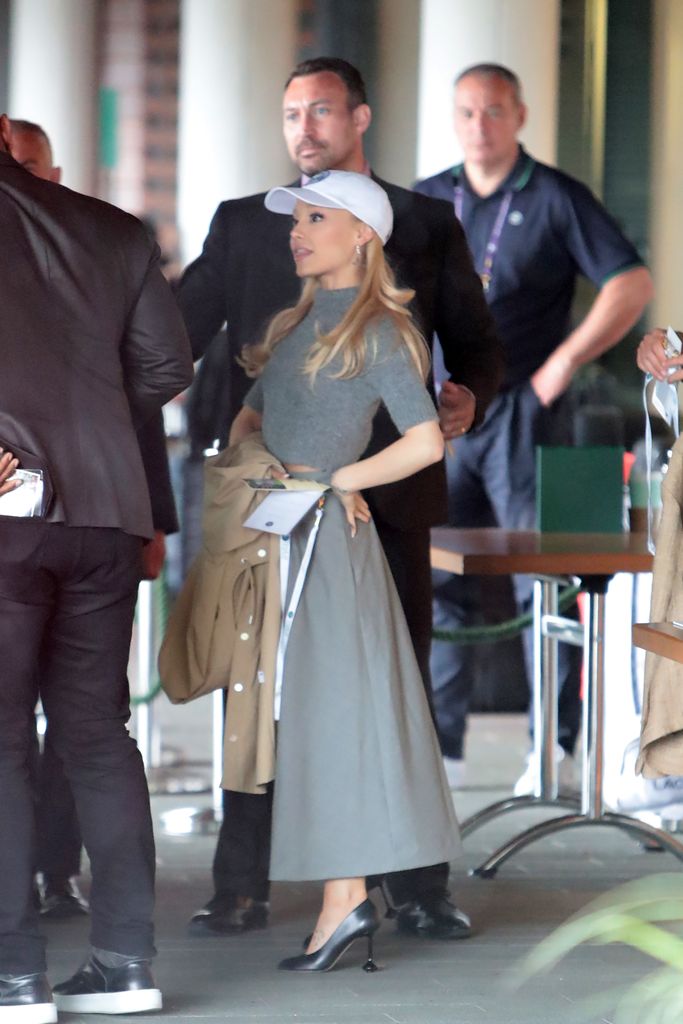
top-left (8, 0), bottom-right (98, 194)
top-left (177, 0), bottom-right (297, 264)
top-left (416, 0), bottom-right (560, 181)
top-left (649, 0), bottom-right (683, 327)
top-left (375, 0), bottom-right (421, 188)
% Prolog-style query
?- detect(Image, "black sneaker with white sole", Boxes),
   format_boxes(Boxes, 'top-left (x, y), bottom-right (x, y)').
top-left (53, 956), bottom-right (161, 1015)
top-left (0, 972), bottom-right (56, 1024)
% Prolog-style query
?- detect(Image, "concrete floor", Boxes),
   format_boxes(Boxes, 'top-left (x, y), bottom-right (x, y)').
top-left (45, 708), bottom-right (679, 1024)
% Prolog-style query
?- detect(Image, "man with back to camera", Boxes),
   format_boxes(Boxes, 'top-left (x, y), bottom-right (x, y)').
top-left (177, 56), bottom-right (502, 943)
top-left (10, 119), bottom-right (61, 182)
top-left (0, 113), bottom-right (192, 1022)
top-left (10, 117), bottom-right (182, 921)
top-left (415, 63), bottom-right (654, 793)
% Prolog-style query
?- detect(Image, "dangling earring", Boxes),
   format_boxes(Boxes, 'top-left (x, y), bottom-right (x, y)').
top-left (353, 243), bottom-right (364, 266)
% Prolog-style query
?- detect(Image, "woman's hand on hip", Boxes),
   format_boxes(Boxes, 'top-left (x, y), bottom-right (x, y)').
top-left (333, 487), bottom-right (371, 538)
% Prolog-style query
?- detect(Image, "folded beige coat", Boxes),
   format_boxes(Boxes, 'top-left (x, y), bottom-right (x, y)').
top-left (638, 432), bottom-right (683, 778)
top-left (159, 432), bottom-right (282, 793)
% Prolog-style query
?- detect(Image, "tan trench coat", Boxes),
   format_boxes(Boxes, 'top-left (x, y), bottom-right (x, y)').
top-left (637, 432), bottom-right (683, 777)
top-left (159, 433), bottom-right (282, 793)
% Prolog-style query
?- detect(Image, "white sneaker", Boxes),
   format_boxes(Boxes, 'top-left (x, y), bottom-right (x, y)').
top-left (607, 739), bottom-right (683, 812)
top-left (513, 745), bottom-right (578, 797)
top-left (443, 756), bottom-right (465, 789)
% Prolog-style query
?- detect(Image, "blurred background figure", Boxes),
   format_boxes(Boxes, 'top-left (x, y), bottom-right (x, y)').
top-left (415, 64), bottom-right (653, 794)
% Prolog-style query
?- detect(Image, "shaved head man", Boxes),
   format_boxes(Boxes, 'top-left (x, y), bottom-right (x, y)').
top-left (10, 119), bottom-right (61, 183)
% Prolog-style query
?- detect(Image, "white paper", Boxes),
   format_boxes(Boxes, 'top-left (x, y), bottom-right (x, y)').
top-left (651, 326), bottom-right (681, 428)
top-left (665, 325), bottom-right (682, 360)
top-left (0, 469), bottom-right (44, 517)
top-left (243, 490), bottom-right (322, 535)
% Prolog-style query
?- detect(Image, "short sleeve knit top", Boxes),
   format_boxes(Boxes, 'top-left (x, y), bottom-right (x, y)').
top-left (243, 286), bottom-right (437, 477)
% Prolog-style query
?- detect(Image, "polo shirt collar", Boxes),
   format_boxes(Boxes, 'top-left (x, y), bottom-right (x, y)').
top-left (453, 144), bottom-right (535, 197)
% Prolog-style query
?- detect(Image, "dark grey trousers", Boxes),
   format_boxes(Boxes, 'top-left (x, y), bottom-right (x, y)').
top-left (0, 522), bottom-right (155, 974)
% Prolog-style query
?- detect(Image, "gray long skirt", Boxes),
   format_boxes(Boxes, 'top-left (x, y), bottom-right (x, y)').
top-left (270, 493), bottom-right (461, 881)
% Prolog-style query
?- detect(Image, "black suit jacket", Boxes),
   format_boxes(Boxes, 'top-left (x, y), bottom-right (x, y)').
top-left (177, 175), bottom-right (501, 529)
top-left (0, 151), bottom-right (192, 539)
top-left (137, 414), bottom-right (179, 535)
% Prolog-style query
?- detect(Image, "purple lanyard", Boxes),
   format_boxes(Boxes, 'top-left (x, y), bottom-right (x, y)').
top-left (454, 185), bottom-right (513, 293)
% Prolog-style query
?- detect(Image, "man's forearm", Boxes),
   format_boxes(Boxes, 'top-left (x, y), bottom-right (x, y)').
top-left (556, 266), bottom-right (654, 371)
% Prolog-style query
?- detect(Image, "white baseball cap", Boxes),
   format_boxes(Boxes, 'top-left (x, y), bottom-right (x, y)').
top-left (265, 170), bottom-right (393, 245)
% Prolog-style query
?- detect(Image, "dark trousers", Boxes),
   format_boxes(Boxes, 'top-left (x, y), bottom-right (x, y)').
top-left (430, 382), bottom-right (582, 760)
top-left (212, 519), bottom-right (449, 905)
top-left (0, 521), bottom-right (156, 974)
top-left (36, 731), bottom-right (82, 881)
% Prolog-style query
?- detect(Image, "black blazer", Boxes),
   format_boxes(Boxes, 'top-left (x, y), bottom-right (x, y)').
top-left (177, 175), bottom-right (501, 529)
top-left (0, 151), bottom-right (192, 539)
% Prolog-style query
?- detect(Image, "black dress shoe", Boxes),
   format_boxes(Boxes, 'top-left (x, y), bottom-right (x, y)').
top-left (188, 893), bottom-right (269, 936)
top-left (53, 956), bottom-right (161, 1014)
top-left (395, 894), bottom-right (472, 940)
top-left (279, 898), bottom-right (380, 973)
top-left (40, 876), bottom-right (90, 919)
top-left (0, 972), bottom-right (56, 1023)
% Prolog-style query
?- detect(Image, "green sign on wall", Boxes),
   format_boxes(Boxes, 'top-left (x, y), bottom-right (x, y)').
top-left (99, 87), bottom-right (118, 169)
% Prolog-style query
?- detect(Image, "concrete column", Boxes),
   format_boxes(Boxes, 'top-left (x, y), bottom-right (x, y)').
top-left (177, 0), bottom-right (297, 264)
top-left (416, 0), bottom-right (560, 181)
top-left (8, 0), bottom-right (98, 194)
top-left (375, 0), bottom-right (420, 187)
top-left (649, 0), bottom-right (683, 326)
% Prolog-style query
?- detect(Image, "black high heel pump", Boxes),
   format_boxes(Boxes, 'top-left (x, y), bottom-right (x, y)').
top-left (278, 898), bottom-right (380, 973)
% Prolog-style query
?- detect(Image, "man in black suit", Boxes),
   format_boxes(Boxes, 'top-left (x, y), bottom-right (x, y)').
top-left (178, 57), bottom-right (501, 943)
top-left (11, 117), bottom-right (182, 922)
top-left (0, 114), bottom-right (192, 1022)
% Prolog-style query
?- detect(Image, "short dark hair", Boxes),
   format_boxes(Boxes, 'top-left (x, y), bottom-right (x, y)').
top-left (454, 63), bottom-right (523, 104)
top-left (284, 57), bottom-right (368, 110)
top-left (10, 118), bottom-right (54, 161)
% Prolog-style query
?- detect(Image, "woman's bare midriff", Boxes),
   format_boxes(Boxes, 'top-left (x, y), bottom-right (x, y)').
top-left (284, 463), bottom-right (321, 473)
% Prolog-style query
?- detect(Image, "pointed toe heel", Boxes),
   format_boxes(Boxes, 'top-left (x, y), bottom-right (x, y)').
top-left (279, 898), bottom-right (380, 973)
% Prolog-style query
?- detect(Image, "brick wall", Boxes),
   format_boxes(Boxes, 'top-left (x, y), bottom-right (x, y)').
top-left (98, 0), bottom-right (180, 275)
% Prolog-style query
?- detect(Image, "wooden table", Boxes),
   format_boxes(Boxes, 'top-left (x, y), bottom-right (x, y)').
top-left (430, 528), bottom-right (683, 875)
top-left (633, 621), bottom-right (683, 664)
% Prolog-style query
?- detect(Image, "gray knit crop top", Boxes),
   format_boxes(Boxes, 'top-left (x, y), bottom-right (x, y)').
top-left (243, 286), bottom-right (437, 477)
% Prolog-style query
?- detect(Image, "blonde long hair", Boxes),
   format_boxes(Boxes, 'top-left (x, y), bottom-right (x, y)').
top-left (240, 235), bottom-right (430, 384)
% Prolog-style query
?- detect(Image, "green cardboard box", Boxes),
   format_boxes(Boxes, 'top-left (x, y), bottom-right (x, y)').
top-left (536, 446), bottom-right (624, 533)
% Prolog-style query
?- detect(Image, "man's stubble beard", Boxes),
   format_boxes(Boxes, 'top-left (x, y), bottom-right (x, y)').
top-left (294, 140), bottom-right (334, 178)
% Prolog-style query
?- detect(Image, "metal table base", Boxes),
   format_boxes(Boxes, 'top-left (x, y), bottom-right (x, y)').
top-left (466, 574), bottom-right (683, 877)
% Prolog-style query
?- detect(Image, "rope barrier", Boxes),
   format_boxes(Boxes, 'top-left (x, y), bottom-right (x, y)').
top-left (432, 583), bottom-right (581, 646)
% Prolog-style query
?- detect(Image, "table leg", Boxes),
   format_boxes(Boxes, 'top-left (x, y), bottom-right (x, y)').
top-left (535, 578), bottom-right (559, 800)
top-left (470, 575), bottom-right (683, 877)
top-left (582, 584), bottom-right (605, 818)
top-left (461, 577), bottom-right (578, 839)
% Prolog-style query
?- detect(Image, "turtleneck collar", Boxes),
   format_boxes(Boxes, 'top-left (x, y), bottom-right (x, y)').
top-left (311, 285), bottom-right (358, 309)
top-left (309, 285), bottom-right (359, 331)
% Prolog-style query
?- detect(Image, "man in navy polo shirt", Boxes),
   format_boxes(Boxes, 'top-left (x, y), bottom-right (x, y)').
top-left (415, 63), bottom-right (653, 793)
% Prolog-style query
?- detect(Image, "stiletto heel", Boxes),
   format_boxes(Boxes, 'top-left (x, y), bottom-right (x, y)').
top-left (279, 898), bottom-right (381, 973)
top-left (362, 933), bottom-right (378, 973)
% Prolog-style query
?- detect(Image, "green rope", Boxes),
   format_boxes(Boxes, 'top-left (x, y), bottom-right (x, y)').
top-left (131, 573), bottom-right (170, 706)
top-left (432, 584), bottom-right (581, 646)
top-left (130, 575), bottom-right (581, 699)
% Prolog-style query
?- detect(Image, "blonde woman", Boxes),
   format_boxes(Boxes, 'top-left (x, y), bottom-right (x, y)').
top-left (230, 171), bottom-right (460, 971)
